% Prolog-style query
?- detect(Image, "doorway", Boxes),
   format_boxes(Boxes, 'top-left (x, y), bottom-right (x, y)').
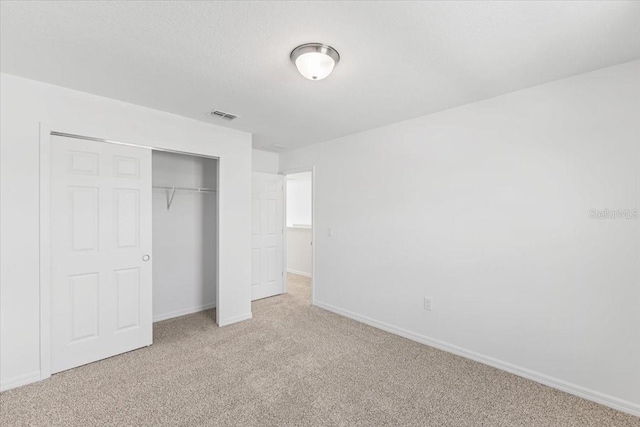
top-left (151, 151), bottom-right (218, 323)
top-left (284, 170), bottom-right (314, 304)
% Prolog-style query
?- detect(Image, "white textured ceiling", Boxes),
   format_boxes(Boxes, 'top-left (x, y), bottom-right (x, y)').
top-left (2, 1), bottom-right (639, 151)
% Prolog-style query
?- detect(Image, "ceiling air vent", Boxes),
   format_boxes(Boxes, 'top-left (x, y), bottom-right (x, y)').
top-left (209, 110), bottom-right (238, 121)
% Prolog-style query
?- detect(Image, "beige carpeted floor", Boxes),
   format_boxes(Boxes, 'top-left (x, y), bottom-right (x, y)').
top-left (1, 273), bottom-right (638, 426)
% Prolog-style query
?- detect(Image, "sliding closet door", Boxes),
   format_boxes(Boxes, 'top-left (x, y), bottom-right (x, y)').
top-left (50, 135), bottom-right (152, 373)
top-left (251, 172), bottom-right (284, 300)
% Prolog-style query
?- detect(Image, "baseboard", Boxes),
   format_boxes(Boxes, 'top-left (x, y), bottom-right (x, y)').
top-left (0, 371), bottom-right (42, 393)
top-left (287, 269), bottom-right (312, 278)
top-left (218, 311), bottom-right (253, 327)
top-left (313, 300), bottom-right (640, 417)
top-left (153, 302), bottom-right (216, 323)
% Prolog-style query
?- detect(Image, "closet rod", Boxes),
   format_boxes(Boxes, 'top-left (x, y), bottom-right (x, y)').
top-left (153, 186), bottom-right (216, 210)
top-left (153, 185), bottom-right (216, 193)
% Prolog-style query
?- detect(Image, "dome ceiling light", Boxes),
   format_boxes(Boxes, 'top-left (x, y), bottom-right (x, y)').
top-left (290, 43), bottom-right (340, 81)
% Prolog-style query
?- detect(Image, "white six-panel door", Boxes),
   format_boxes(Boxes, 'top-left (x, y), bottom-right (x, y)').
top-left (251, 172), bottom-right (284, 301)
top-left (50, 135), bottom-right (152, 373)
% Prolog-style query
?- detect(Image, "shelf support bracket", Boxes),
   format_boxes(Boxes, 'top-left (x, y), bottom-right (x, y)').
top-left (166, 187), bottom-right (177, 210)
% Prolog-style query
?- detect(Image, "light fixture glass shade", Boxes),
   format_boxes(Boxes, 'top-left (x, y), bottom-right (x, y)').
top-left (295, 52), bottom-right (335, 80)
top-left (291, 43), bottom-right (340, 81)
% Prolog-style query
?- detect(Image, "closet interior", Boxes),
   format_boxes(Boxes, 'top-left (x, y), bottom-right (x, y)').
top-left (152, 151), bottom-right (218, 323)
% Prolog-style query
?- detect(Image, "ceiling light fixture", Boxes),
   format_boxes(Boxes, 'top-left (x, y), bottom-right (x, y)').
top-left (290, 43), bottom-right (340, 81)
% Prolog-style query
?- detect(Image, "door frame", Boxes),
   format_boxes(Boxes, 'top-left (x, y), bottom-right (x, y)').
top-left (281, 166), bottom-right (316, 305)
top-left (39, 125), bottom-right (221, 380)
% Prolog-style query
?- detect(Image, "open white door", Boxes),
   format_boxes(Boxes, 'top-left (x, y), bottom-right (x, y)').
top-left (251, 172), bottom-right (284, 300)
top-left (50, 135), bottom-right (152, 373)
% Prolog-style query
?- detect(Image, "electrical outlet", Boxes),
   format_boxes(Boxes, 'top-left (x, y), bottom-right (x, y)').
top-left (327, 227), bottom-right (333, 237)
top-left (423, 297), bottom-right (433, 311)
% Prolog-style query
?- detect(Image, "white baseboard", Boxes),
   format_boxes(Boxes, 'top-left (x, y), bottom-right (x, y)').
top-left (218, 312), bottom-right (253, 327)
top-left (313, 300), bottom-right (640, 417)
top-left (153, 302), bottom-right (216, 323)
top-left (0, 371), bottom-right (42, 392)
top-left (287, 269), bottom-right (312, 278)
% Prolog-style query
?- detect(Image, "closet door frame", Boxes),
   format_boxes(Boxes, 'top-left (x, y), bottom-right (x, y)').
top-left (38, 123), bottom-right (220, 381)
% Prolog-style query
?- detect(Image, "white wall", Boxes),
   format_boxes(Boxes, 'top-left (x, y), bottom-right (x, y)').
top-left (280, 61), bottom-right (640, 414)
top-left (252, 149), bottom-right (279, 173)
top-left (0, 73), bottom-right (252, 391)
top-left (286, 228), bottom-right (312, 277)
top-left (286, 172), bottom-right (312, 227)
top-left (152, 151), bottom-right (217, 322)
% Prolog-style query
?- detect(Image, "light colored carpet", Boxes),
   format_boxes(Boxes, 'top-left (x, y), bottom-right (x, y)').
top-left (1, 273), bottom-right (638, 426)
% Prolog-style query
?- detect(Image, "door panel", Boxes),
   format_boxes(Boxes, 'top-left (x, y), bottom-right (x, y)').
top-left (69, 273), bottom-right (99, 342)
top-left (51, 135), bottom-right (152, 373)
top-left (115, 267), bottom-right (141, 330)
top-left (251, 172), bottom-right (284, 301)
top-left (114, 189), bottom-right (140, 248)
top-left (70, 187), bottom-right (99, 251)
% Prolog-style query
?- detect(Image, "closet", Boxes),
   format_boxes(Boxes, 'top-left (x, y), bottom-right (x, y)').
top-left (152, 151), bottom-right (218, 322)
top-left (49, 135), bottom-right (219, 374)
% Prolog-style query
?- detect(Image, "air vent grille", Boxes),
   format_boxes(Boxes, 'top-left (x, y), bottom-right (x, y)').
top-left (209, 110), bottom-right (238, 121)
